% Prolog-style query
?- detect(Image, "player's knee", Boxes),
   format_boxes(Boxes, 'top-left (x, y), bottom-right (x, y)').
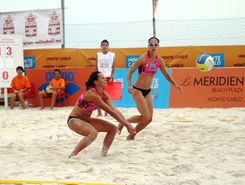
top-left (142, 114), bottom-right (151, 124)
top-left (110, 125), bottom-right (117, 134)
top-left (88, 130), bottom-right (98, 140)
top-left (147, 117), bottom-right (152, 124)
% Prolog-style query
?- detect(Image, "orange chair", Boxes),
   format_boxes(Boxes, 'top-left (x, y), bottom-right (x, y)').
top-left (1, 85), bottom-right (34, 107)
top-left (43, 88), bottom-right (66, 107)
top-left (1, 88), bottom-right (13, 94)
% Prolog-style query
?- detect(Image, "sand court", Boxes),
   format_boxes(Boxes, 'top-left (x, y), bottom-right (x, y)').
top-left (0, 107), bottom-right (245, 185)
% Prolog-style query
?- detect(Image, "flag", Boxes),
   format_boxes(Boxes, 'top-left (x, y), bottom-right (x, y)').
top-left (152, 0), bottom-right (158, 17)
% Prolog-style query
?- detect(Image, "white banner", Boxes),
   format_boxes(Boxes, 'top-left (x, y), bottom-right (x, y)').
top-left (0, 35), bottom-right (24, 88)
top-left (0, 9), bottom-right (63, 47)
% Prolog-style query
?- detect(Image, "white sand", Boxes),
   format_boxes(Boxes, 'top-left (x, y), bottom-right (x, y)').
top-left (0, 106), bottom-right (245, 185)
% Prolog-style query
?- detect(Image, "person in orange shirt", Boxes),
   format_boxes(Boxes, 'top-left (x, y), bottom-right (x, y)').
top-left (10, 66), bottom-right (31, 109)
top-left (38, 69), bottom-right (65, 110)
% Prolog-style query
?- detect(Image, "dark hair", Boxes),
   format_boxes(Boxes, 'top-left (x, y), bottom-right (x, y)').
top-left (101, 39), bottom-right (109, 46)
top-left (148, 36), bottom-right (160, 44)
top-left (16, 66), bottom-right (24, 72)
top-left (85, 71), bottom-right (101, 90)
top-left (53, 69), bottom-right (61, 74)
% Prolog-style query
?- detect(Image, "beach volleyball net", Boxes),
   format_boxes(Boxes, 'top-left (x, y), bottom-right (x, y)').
top-left (64, 17), bottom-right (245, 48)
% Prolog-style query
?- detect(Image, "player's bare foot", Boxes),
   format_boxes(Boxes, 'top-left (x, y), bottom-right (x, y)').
top-left (127, 132), bottom-right (136, 140)
top-left (117, 123), bottom-right (124, 135)
top-left (101, 146), bottom-right (108, 157)
top-left (68, 152), bottom-right (75, 158)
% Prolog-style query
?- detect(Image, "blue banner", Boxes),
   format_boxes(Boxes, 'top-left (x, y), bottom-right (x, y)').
top-left (112, 68), bottom-right (171, 108)
top-left (24, 57), bottom-right (36, 69)
top-left (125, 55), bottom-right (141, 68)
top-left (151, 68), bottom-right (171, 108)
top-left (209, 53), bottom-right (224, 67)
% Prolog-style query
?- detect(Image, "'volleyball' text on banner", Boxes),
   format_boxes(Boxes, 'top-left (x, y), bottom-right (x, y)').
top-left (0, 9), bottom-right (63, 47)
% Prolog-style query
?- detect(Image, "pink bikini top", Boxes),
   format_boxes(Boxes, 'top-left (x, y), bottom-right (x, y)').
top-left (76, 88), bottom-right (104, 112)
top-left (138, 53), bottom-right (160, 75)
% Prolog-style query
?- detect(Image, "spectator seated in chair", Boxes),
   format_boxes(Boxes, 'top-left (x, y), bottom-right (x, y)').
top-left (38, 69), bottom-right (65, 110)
top-left (10, 66), bottom-right (31, 109)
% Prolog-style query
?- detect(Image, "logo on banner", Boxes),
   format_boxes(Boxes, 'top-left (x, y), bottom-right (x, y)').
top-left (38, 71), bottom-right (81, 102)
top-left (180, 76), bottom-right (244, 88)
top-left (234, 55), bottom-right (245, 67)
top-left (180, 77), bottom-right (192, 86)
top-left (48, 11), bottom-right (61, 35)
top-left (24, 57), bottom-right (36, 69)
top-left (209, 54), bottom-right (224, 67)
top-left (151, 78), bottom-right (159, 101)
top-left (3, 15), bottom-right (15, 35)
top-left (25, 13), bottom-right (37, 37)
top-left (39, 71), bottom-right (81, 102)
top-left (126, 55), bottom-right (140, 68)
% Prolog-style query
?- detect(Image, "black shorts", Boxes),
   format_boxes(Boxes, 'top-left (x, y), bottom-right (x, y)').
top-left (133, 86), bottom-right (151, 97)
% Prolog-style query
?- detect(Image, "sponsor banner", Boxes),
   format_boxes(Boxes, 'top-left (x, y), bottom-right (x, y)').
top-left (24, 49), bottom-right (87, 69)
top-left (151, 68), bottom-right (171, 108)
top-left (169, 68), bottom-right (245, 108)
top-left (24, 46), bottom-right (245, 69)
top-left (0, 35), bottom-right (23, 87)
top-left (24, 56), bottom-right (36, 69)
top-left (236, 54), bottom-right (245, 67)
top-left (25, 67), bottom-right (245, 108)
top-left (112, 68), bottom-right (170, 108)
top-left (0, 9), bottom-right (63, 47)
top-left (126, 55), bottom-right (141, 68)
top-left (26, 67), bottom-right (95, 107)
top-left (24, 48), bottom-right (127, 68)
top-left (112, 68), bottom-right (137, 107)
top-left (209, 53), bottom-right (224, 67)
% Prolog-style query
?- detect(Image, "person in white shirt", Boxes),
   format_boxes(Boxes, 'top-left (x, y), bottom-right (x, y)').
top-left (96, 40), bottom-right (115, 116)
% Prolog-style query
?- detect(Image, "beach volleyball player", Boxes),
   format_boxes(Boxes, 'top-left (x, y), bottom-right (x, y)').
top-left (67, 71), bottom-right (135, 157)
top-left (118, 37), bottom-right (182, 140)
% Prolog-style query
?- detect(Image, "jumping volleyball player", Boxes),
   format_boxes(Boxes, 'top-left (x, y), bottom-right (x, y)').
top-left (118, 37), bottom-right (182, 140)
top-left (67, 71), bottom-right (135, 157)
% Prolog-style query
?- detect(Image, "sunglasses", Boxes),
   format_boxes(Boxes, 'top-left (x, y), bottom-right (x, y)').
top-left (148, 43), bottom-right (159, 47)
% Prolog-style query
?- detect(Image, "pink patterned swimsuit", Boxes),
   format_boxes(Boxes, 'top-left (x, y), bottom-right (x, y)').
top-left (133, 53), bottom-right (160, 97)
top-left (76, 88), bottom-right (104, 112)
top-left (138, 53), bottom-right (160, 75)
